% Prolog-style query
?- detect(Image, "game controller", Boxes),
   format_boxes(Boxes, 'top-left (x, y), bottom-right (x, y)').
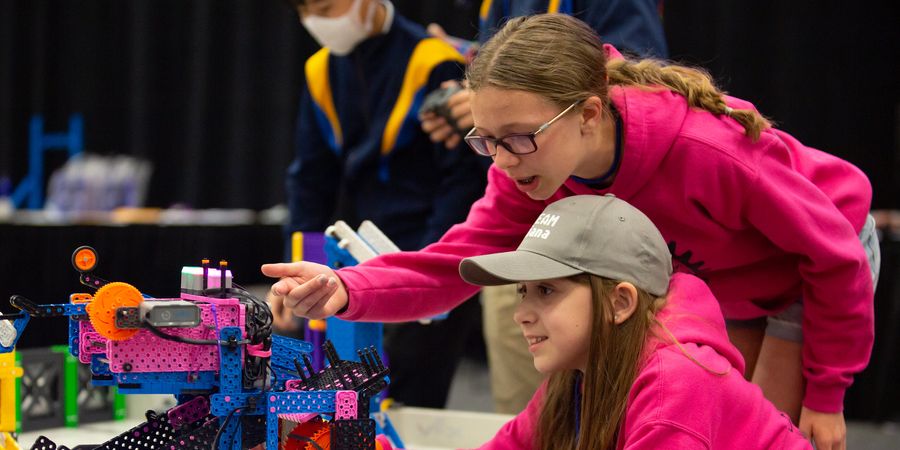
top-left (418, 83), bottom-right (467, 137)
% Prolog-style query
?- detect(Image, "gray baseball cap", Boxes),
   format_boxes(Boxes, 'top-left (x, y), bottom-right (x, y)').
top-left (459, 195), bottom-right (673, 296)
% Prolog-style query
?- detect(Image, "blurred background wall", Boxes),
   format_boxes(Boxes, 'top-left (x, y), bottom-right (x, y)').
top-left (2, 0), bottom-right (897, 210)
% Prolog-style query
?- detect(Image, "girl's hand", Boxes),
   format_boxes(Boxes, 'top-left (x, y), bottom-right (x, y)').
top-left (261, 262), bottom-right (348, 320)
top-left (268, 292), bottom-right (300, 332)
top-left (799, 406), bottom-right (846, 450)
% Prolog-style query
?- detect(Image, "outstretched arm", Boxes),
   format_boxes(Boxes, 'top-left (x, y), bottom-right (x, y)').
top-left (264, 167), bottom-right (546, 324)
top-left (334, 166), bottom-right (544, 322)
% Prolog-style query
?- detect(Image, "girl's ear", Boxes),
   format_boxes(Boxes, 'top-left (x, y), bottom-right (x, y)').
top-left (579, 96), bottom-right (605, 132)
top-left (610, 282), bottom-right (638, 325)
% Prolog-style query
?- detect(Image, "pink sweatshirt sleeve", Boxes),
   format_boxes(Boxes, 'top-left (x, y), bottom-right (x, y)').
top-left (744, 135), bottom-right (874, 412)
top-left (621, 422), bottom-right (710, 450)
top-left (473, 383), bottom-right (543, 450)
top-left (335, 166), bottom-right (545, 322)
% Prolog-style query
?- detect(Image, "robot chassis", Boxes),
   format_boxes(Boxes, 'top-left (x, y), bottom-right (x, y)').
top-left (0, 246), bottom-right (392, 450)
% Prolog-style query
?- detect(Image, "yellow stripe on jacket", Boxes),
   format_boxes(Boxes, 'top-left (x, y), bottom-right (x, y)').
top-left (305, 48), bottom-right (343, 149)
top-left (479, 0), bottom-right (493, 21)
top-left (548, 0), bottom-right (562, 13)
top-left (381, 38), bottom-right (465, 156)
top-left (481, 0), bottom-right (563, 17)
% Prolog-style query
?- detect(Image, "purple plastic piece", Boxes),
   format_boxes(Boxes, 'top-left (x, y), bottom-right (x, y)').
top-left (302, 232), bottom-right (327, 264)
top-left (303, 325), bottom-right (325, 373)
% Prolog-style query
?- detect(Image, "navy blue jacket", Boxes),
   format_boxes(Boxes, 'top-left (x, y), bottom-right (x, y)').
top-left (478, 0), bottom-right (668, 58)
top-left (287, 15), bottom-right (487, 254)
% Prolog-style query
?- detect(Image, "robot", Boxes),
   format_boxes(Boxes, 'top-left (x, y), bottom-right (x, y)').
top-left (0, 246), bottom-right (393, 450)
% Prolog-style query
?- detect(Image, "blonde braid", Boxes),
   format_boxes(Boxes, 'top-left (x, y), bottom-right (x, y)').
top-left (607, 58), bottom-right (771, 141)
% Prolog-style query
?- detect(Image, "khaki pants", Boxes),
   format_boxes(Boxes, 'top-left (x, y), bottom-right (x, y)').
top-left (481, 284), bottom-right (544, 414)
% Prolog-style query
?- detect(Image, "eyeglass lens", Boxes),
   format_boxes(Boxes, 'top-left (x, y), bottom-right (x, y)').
top-left (468, 134), bottom-right (536, 156)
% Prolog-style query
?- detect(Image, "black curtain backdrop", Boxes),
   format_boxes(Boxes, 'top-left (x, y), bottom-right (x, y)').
top-left (0, 0), bottom-right (481, 210)
top-left (663, 1), bottom-right (899, 210)
top-left (1, 0), bottom-right (317, 210)
top-left (1, 0), bottom-right (896, 209)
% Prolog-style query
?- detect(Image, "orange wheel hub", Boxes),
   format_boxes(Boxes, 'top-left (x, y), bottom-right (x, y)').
top-left (72, 246), bottom-right (99, 272)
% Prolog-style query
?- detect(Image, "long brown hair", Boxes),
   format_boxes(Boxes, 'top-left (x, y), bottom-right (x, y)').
top-left (467, 14), bottom-right (771, 141)
top-left (536, 275), bottom-right (665, 450)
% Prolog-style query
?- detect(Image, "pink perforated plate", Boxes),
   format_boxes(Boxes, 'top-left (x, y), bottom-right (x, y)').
top-left (106, 298), bottom-right (245, 373)
top-left (79, 329), bottom-right (108, 363)
top-left (334, 391), bottom-right (358, 420)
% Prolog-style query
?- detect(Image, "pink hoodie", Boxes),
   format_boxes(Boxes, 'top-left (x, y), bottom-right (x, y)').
top-left (475, 274), bottom-right (813, 450)
top-left (335, 47), bottom-right (873, 413)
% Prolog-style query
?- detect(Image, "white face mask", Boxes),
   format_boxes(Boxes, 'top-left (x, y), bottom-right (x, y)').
top-left (302, 0), bottom-right (378, 56)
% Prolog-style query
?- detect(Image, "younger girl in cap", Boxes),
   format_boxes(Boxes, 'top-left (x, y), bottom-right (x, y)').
top-left (459, 195), bottom-right (812, 449)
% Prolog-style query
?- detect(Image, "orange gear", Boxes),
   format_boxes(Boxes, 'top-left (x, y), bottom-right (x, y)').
top-left (86, 282), bottom-right (143, 341)
top-left (283, 420), bottom-right (330, 450)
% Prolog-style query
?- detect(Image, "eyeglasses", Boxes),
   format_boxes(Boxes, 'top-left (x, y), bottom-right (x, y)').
top-left (464, 100), bottom-right (582, 157)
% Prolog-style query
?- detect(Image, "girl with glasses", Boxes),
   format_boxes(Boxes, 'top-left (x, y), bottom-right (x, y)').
top-left (264, 14), bottom-right (877, 450)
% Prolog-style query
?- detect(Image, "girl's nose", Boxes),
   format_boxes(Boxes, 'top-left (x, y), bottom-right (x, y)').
top-left (492, 145), bottom-right (520, 170)
top-left (513, 299), bottom-right (535, 325)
